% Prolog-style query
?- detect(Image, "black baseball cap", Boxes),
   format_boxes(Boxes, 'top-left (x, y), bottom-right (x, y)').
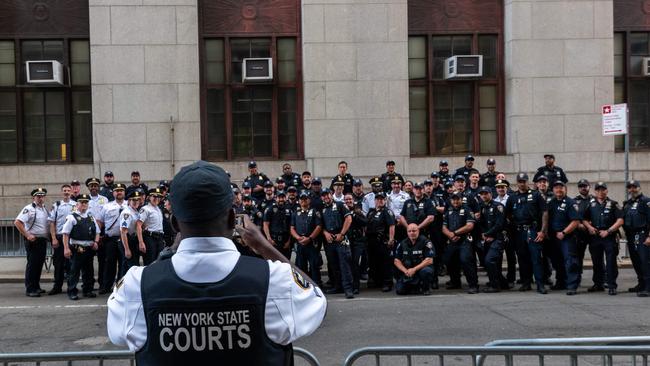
top-left (386, 160), bottom-right (395, 166)
top-left (594, 182), bottom-right (608, 190)
top-left (375, 192), bottom-right (386, 199)
top-left (450, 191), bottom-right (462, 199)
top-left (465, 155), bottom-right (475, 161)
top-left (104, 171), bottom-right (114, 177)
top-left (535, 175), bottom-right (548, 182)
top-left (478, 186), bottom-right (491, 194)
top-left (312, 177), bottom-right (322, 185)
top-left (454, 175), bottom-right (466, 182)
top-left (242, 182), bottom-right (252, 189)
top-left (276, 177), bottom-right (285, 183)
top-left (439, 160), bottom-right (448, 166)
top-left (301, 171), bottom-right (312, 176)
top-left (248, 161), bottom-right (257, 168)
top-left (413, 182), bottom-right (423, 189)
top-left (169, 160), bottom-right (234, 223)
top-left (627, 180), bottom-right (640, 188)
top-left (319, 188), bottom-right (331, 196)
top-left (516, 173), bottom-right (529, 182)
top-left (430, 172), bottom-right (440, 178)
top-left (131, 171), bottom-right (140, 176)
top-left (353, 179), bottom-right (363, 186)
top-left (299, 191), bottom-right (311, 199)
top-left (577, 179), bottom-right (590, 187)
top-left (552, 181), bottom-right (566, 187)
top-left (70, 180), bottom-right (81, 186)
top-left (487, 158), bottom-right (496, 165)
top-left (263, 181), bottom-right (274, 188)
top-left (544, 154), bottom-right (555, 159)
top-left (276, 190), bottom-right (286, 197)
top-left (287, 186), bottom-right (298, 192)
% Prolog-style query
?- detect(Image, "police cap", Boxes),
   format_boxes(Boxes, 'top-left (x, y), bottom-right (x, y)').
top-left (31, 187), bottom-right (47, 197)
top-left (301, 171), bottom-right (312, 177)
top-left (319, 188), bottom-right (331, 196)
top-left (128, 191), bottom-right (142, 200)
top-left (276, 176), bottom-right (285, 183)
top-left (423, 178), bottom-right (433, 186)
top-left (299, 191), bottom-right (311, 199)
top-left (577, 179), bottom-right (590, 187)
top-left (535, 175), bottom-right (548, 182)
top-left (276, 190), bottom-right (287, 197)
top-left (113, 183), bottom-right (126, 191)
top-left (104, 171), bottom-right (114, 177)
top-left (454, 175), bottom-right (466, 182)
top-left (85, 177), bottom-right (100, 187)
top-left (450, 191), bottom-right (462, 199)
top-left (444, 180), bottom-right (454, 188)
top-left (287, 186), bottom-right (298, 192)
top-left (169, 160), bottom-right (234, 223)
top-left (495, 179), bottom-right (510, 188)
top-left (430, 171), bottom-right (440, 178)
top-left (370, 177), bottom-right (382, 186)
top-left (552, 181), bottom-right (565, 187)
top-left (478, 186), bottom-right (491, 194)
top-left (386, 160), bottom-right (395, 166)
top-left (594, 182), bottom-right (608, 190)
top-left (413, 182), bottom-right (423, 189)
top-left (487, 158), bottom-right (496, 165)
top-left (232, 187), bottom-right (241, 194)
top-left (159, 180), bottom-right (171, 188)
top-left (263, 180), bottom-right (274, 188)
top-left (544, 154), bottom-right (555, 159)
top-left (439, 160), bottom-right (449, 166)
top-left (148, 187), bottom-right (164, 197)
top-left (76, 194), bottom-right (90, 202)
top-left (312, 177), bottom-right (322, 185)
top-left (353, 178), bottom-right (363, 186)
top-left (465, 154), bottom-right (475, 161)
top-left (391, 176), bottom-right (403, 184)
top-left (627, 180), bottom-right (641, 188)
top-left (242, 181), bottom-right (252, 189)
top-left (248, 161), bottom-right (257, 169)
top-left (374, 192), bottom-right (386, 199)
top-left (516, 173), bottom-right (529, 182)
top-left (70, 180), bottom-right (81, 186)
top-left (242, 194), bottom-right (252, 201)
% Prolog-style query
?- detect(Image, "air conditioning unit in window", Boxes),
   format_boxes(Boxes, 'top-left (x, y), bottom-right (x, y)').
top-left (242, 58), bottom-right (273, 83)
top-left (444, 55), bottom-right (483, 80)
top-left (643, 57), bottom-right (650, 76)
top-left (26, 60), bottom-right (64, 85)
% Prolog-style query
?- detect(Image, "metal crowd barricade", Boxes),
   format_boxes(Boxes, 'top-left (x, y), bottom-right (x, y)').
top-left (478, 336), bottom-right (650, 366)
top-left (0, 217), bottom-right (25, 256)
top-left (343, 345), bottom-right (650, 366)
top-left (0, 347), bottom-right (320, 366)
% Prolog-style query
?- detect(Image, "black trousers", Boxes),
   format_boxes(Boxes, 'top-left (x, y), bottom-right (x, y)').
top-left (504, 233), bottom-right (518, 283)
top-left (589, 235), bottom-right (619, 289)
top-left (96, 241), bottom-right (106, 289)
top-left (51, 234), bottom-right (68, 290)
top-left (324, 241), bottom-right (354, 292)
top-left (366, 237), bottom-right (393, 288)
top-left (271, 233), bottom-right (292, 260)
top-left (444, 239), bottom-right (478, 287)
top-left (350, 238), bottom-right (366, 291)
top-left (24, 237), bottom-right (47, 293)
top-left (67, 246), bottom-right (95, 295)
top-left (102, 236), bottom-right (123, 290)
top-left (143, 233), bottom-right (165, 265)
top-left (119, 234), bottom-right (141, 277)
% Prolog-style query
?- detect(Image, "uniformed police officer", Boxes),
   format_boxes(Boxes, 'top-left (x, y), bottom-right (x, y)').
top-left (14, 187), bottom-right (50, 297)
top-left (442, 191), bottom-right (479, 293)
top-left (97, 183), bottom-right (127, 294)
top-left (244, 161), bottom-right (270, 202)
top-left (263, 190), bottom-right (293, 259)
top-left (332, 176), bottom-right (346, 203)
top-left (394, 224), bottom-right (435, 295)
top-left (535, 175), bottom-right (555, 287)
top-left (366, 192), bottom-right (396, 292)
top-left (505, 173), bottom-right (549, 294)
top-left (299, 171), bottom-right (312, 192)
top-left (258, 181), bottom-right (276, 214)
top-left (70, 180), bottom-right (82, 201)
top-left (344, 193), bottom-right (367, 294)
top-left (62, 194), bottom-right (101, 300)
top-left (86, 177), bottom-right (109, 286)
top-left (454, 155), bottom-right (478, 181)
top-left (533, 154), bottom-right (568, 187)
top-left (479, 159), bottom-right (498, 188)
top-left (291, 192), bottom-right (323, 286)
top-left (330, 161), bottom-right (354, 194)
top-left (494, 179), bottom-right (516, 286)
top-left (574, 179), bottom-right (593, 280)
top-left (108, 160), bottom-right (326, 364)
top-left (281, 163), bottom-right (302, 188)
top-left (310, 178), bottom-right (325, 211)
top-left (137, 188), bottom-right (165, 265)
top-left (125, 171), bottom-right (149, 199)
top-left (622, 180), bottom-right (650, 297)
top-left (351, 179), bottom-right (365, 206)
top-left (119, 191), bottom-right (142, 275)
top-left (582, 182), bottom-right (623, 295)
top-left (388, 177), bottom-right (410, 242)
top-left (47, 184), bottom-right (76, 295)
top-left (380, 160), bottom-right (405, 193)
top-left (242, 195), bottom-right (263, 227)
top-left (399, 182), bottom-right (434, 234)
top-left (275, 177), bottom-right (287, 192)
top-left (286, 186), bottom-right (299, 211)
top-left (241, 182), bottom-right (256, 204)
top-left (100, 171), bottom-right (116, 202)
top-left (426, 178), bottom-right (447, 283)
top-left (362, 177), bottom-right (384, 214)
top-left (547, 181), bottom-right (581, 295)
top-left (477, 187), bottom-right (507, 292)
top-left (320, 188), bottom-right (355, 299)
top-left (438, 160), bottom-right (451, 182)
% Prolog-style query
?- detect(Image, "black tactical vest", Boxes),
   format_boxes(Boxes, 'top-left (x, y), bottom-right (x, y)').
top-left (69, 213), bottom-right (96, 241)
top-left (136, 256), bottom-right (293, 366)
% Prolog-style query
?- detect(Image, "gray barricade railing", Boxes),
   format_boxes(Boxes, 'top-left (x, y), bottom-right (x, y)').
top-left (0, 217), bottom-right (25, 257)
top-left (478, 336), bottom-right (650, 366)
top-left (343, 345), bottom-right (650, 366)
top-left (0, 347), bottom-right (320, 366)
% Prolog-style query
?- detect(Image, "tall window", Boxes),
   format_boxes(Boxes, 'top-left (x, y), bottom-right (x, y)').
top-left (408, 34), bottom-right (502, 155)
top-left (202, 37), bottom-right (301, 160)
top-left (0, 39), bottom-right (92, 163)
top-left (614, 32), bottom-right (650, 150)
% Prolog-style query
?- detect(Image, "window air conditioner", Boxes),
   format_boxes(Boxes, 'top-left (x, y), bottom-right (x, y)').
top-left (643, 57), bottom-right (650, 77)
top-left (242, 58), bottom-right (273, 82)
top-left (444, 55), bottom-right (483, 79)
top-left (26, 60), bottom-right (65, 85)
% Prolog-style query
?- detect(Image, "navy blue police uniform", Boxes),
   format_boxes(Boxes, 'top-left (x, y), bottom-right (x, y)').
top-left (547, 190), bottom-right (581, 291)
top-left (394, 235), bottom-right (435, 295)
top-left (584, 192), bottom-right (623, 290)
top-left (622, 181), bottom-right (650, 295)
top-left (443, 201), bottom-right (478, 289)
top-left (366, 200), bottom-right (396, 291)
top-left (477, 194), bottom-right (508, 291)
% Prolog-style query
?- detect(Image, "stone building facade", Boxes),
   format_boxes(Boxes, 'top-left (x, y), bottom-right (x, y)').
top-left (0, 0), bottom-right (648, 217)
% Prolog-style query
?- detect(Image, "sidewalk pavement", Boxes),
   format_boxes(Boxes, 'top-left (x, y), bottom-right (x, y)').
top-left (0, 256), bottom-right (635, 283)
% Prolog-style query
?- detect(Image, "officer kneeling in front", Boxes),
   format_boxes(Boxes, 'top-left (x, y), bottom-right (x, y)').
top-left (107, 161), bottom-right (327, 365)
top-left (394, 224), bottom-right (434, 295)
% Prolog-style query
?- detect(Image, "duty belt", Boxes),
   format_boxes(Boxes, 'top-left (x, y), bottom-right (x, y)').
top-left (144, 231), bottom-right (164, 239)
top-left (516, 224), bottom-right (536, 231)
top-left (70, 244), bottom-right (91, 253)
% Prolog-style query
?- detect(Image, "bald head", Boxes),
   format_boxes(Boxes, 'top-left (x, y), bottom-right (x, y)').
top-left (407, 224), bottom-right (420, 240)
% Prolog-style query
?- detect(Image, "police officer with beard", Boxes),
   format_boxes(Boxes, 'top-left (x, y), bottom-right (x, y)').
top-left (394, 224), bottom-right (435, 295)
top-left (100, 171), bottom-right (116, 202)
top-left (477, 187), bottom-right (508, 292)
top-left (244, 161), bottom-right (270, 202)
top-left (291, 192), bottom-right (323, 287)
top-left (263, 191), bottom-right (293, 259)
top-left (281, 163), bottom-right (301, 189)
top-left (442, 192), bottom-right (479, 294)
top-left (242, 195), bottom-right (263, 227)
top-left (622, 180), bottom-right (650, 297)
top-left (258, 181), bottom-right (276, 214)
top-left (534, 154), bottom-right (568, 186)
top-left (573, 179), bottom-right (593, 278)
top-left (107, 161), bottom-right (326, 364)
top-left (320, 189), bottom-right (355, 299)
top-left (366, 192), bottom-right (396, 292)
top-left (344, 193), bottom-right (367, 294)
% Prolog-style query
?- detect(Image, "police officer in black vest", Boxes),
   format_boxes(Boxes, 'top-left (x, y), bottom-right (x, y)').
top-left (366, 192), bottom-right (396, 292)
top-left (547, 181), bottom-right (581, 295)
top-left (380, 160), bottom-right (405, 194)
top-left (100, 171), bottom-right (116, 202)
top-left (442, 191), bottom-right (479, 293)
top-left (244, 161), bottom-right (270, 202)
top-left (107, 161), bottom-right (326, 364)
top-left (533, 154), bottom-right (568, 187)
top-left (394, 224), bottom-right (435, 295)
top-left (242, 195), bottom-right (263, 227)
top-left (263, 191), bottom-right (293, 259)
top-left (573, 179), bottom-right (593, 279)
top-left (438, 160), bottom-right (451, 182)
top-left (281, 163), bottom-right (302, 189)
top-left (344, 193), bottom-right (368, 294)
top-left (320, 188), bottom-right (355, 299)
top-left (62, 194), bottom-right (101, 300)
top-left (290, 192), bottom-right (323, 287)
top-left (505, 173), bottom-right (549, 294)
top-left (622, 180), bottom-right (650, 297)
top-left (257, 181), bottom-right (276, 214)
top-left (582, 182), bottom-right (623, 295)
top-left (477, 186), bottom-right (508, 292)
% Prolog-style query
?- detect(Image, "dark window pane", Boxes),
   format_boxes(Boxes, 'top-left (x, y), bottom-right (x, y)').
top-left (432, 37), bottom-right (451, 79)
top-left (629, 80), bottom-right (650, 149)
top-left (279, 88), bottom-right (297, 156)
top-left (71, 40), bottom-right (90, 86)
top-left (45, 92), bottom-right (65, 162)
top-left (0, 92), bottom-right (17, 162)
top-left (0, 41), bottom-right (15, 86)
top-left (408, 37), bottom-right (427, 79)
top-left (43, 40), bottom-right (64, 61)
top-left (22, 41), bottom-right (43, 60)
top-left (433, 84), bottom-right (474, 154)
top-left (250, 39), bottom-right (271, 58)
top-left (205, 39), bottom-right (225, 84)
top-left (452, 36), bottom-right (472, 55)
top-left (409, 86), bottom-right (428, 155)
top-left (72, 92), bottom-right (93, 162)
top-left (479, 35), bottom-right (498, 78)
top-left (630, 33), bottom-right (649, 55)
top-left (23, 92), bottom-right (45, 162)
top-left (207, 89), bottom-right (226, 159)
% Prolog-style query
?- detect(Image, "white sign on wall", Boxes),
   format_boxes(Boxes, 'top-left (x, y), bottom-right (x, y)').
top-left (602, 103), bottom-right (628, 136)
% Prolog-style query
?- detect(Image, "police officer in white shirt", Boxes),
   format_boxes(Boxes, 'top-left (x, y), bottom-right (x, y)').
top-left (120, 191), bottom-right (142, 275)
top-left (14, 187), bottom-right (50, 297)
top-left (47, 184), bottom-right (76, 295)
top-left (62, 194), bottom-right (101, 300)
top-left (137, 188), bottom-right (165, 265)
top-left (97, 183), bottom-right (128, 294)
top-left (107, 161), bottom-right (326, 365)
top-left (388, 177), bottom-right (410, 241)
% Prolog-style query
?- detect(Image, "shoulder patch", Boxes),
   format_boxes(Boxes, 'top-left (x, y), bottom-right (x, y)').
top-left (497, 205), bottom-right (504, 212)
top-left (22, 208), bottom-right (28, 214)
top-left (426, 241), bottom-right (433, 249)
top-left (114, 276), bottom-right (124, 290)
top-left (292, 268), bottom-right (310, 290)
top-left (123, 213), bottom-right (130, 220)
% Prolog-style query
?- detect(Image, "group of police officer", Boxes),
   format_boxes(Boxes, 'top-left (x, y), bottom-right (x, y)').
top-left (14, 154), bottom-right (650, 299)
top-left (14, 171), bottom-right (174, 300)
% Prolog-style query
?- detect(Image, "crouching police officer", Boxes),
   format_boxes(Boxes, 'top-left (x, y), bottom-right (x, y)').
top-left (622, 180), bottom-right (650, 297)
top-left (442, 192), bottom-right (479, 294)
top-left (62, 194), bottom-right (101, 300)
top-left (477, 187), bottom-right (508, 292)
top-left (394, 224), bottom-right (435, 295)
top-left (107, 161), bottom-right (326, 364)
